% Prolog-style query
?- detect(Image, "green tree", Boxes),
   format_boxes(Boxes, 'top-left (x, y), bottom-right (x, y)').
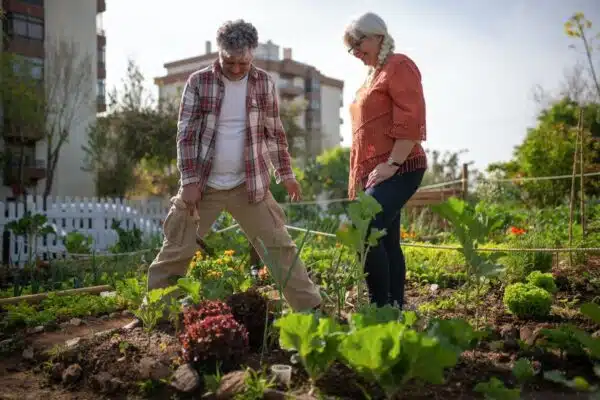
top-left (488, 98), bottom-right (600, 207)
top-left (82, 60), bottom-right (178, 198)
top-left (279, 98), bottom-right (308, 160)
top-left (0, 54), bottom-right (45, 202)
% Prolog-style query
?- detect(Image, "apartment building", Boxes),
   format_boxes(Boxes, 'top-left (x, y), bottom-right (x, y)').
top-left (0, 0), bottom-right (106, 200)
top-left (154, 40), bottom-right (344, 158)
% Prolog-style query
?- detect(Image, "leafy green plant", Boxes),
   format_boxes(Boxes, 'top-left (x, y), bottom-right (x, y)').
top-left (526, 271), bottom-right (558, 294)
top-left (63, 231), bottom-right (94, 254)
top-left (337, 320), bottom-right (458, 399)
top-left (501, 233), bottom-right (553, 282)
top-left (115, 277), bottom-right (147, 309)
top-left (336, 192), bottom-right (386, 307)
top-left (539, 325), bottom-right (585, 359)
top-left (7, 212), bottom-right (56, 295)
top-left (503, 283), bottom-right (553, 319)
top-left (234, 367), bottom-right (275, 400)
top-left (133, 287), bottom-right (176, 332)
top-left (430, 197), bottom-right (505, 325)
top-left (474, 377), bottom-right (521, 400)
top-left (109, 220), bottom-right (143, 253)
top-left (177, 277), bottom-right (202, 304)
top-left (275, 312), bottom-right (345, 392)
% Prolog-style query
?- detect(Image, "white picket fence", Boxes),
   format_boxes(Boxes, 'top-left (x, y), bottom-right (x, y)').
top-left (0, 196), bottom-right (171, 265)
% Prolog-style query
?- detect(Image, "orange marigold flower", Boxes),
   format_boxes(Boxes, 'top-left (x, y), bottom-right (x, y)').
top-left (509, 226), bottom-right (526, 235)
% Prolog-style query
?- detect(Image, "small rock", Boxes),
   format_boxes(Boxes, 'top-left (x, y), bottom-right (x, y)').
top-left (29, 325), bottom-right (45, 334)
top-left (121, 310), bottom-right (134, 317)
top-left (62, 363), bottom-right (82, 385)
top-left (216, 370), bottom-right (246, 399)
top-left (99, 315), bottom-right (109, 321)
top-left (69, 318), bottom-right (83, 327)
top-left (263, 389), bottom-right (291, 400)
top-left (170, 363), bottom-right (201, 393)
top-left (100, 291), bottom-right (116, 297)
top-left (519, 326), bottom-right (542, 347)
top-left (123, 319), bottom-right (141, 331)
top-left (50, 362), bottom-right (65, 381)
top-left (139, 357), bottom-right (171, 381)
top-left (499, 324), bottom-right (519, 341)
top-left (94, 329), bottom-right (116, 339)
top-left (0, 338), bottom-right (14, 348)
top-left (59, 322), bottom-right (70, 329)
top-left (65, 337), bottom-right (82, 348)
top-left (22, 347), bottom-right (34, 360)
top-left (592, 330), bottom-right (600, 339)
top-left (429, 283), bottom-right (439, 294)
top-left (109, 312), bottom-right (120, 319)
top-left (90, 371), bottom-right (117, 393)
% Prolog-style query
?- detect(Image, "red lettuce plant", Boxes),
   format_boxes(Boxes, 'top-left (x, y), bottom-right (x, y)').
top-left (180, 313), bottom-right (249, 372)
top-left (182, 299), bottom-right (232, 326)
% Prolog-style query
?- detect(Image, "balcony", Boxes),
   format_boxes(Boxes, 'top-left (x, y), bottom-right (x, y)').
top-left (3, 124), bottom-right (45, 142)
top-left (278, 81), bottom-right (304, 98)
top-left (4, 159), bottom-right (46, 185)
top-left (97, 0), bottom-right (106, 13)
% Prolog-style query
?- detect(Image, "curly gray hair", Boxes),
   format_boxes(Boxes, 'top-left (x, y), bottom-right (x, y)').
top-left (216, 19), bottom-right (259, 56)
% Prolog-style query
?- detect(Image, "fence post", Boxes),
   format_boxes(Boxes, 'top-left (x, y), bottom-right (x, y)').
top-left (461, 163), bottom-right (469, 199)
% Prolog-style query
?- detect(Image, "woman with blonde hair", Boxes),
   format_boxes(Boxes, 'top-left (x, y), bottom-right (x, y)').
top-left (344, 12), bottom-right (427, 309)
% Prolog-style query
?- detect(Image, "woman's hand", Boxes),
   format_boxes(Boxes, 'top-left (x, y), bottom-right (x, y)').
top-left (366, 163), bottom-right (399, 188)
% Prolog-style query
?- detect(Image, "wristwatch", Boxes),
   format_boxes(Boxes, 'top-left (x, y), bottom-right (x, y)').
top-left (386, 158), bottom-right (402, 168)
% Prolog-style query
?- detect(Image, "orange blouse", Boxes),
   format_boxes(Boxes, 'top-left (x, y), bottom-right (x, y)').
top-left (348, 53), bottom-right (427, 199)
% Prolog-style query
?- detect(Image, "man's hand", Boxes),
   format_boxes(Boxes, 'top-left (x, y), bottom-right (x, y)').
top-left (366, 163), bottom-right (399, 189)
top-left (283, 179), bottom-right (302, 202)
top-left (180, 183), bottom-right (201, 215)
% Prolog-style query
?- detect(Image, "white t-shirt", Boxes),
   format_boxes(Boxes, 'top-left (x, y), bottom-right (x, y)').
top-left (207, 74), bottom-right (248, 190)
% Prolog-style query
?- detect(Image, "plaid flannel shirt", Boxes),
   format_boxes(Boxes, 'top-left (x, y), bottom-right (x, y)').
top-left (176, 61), bottom-right (295, 204)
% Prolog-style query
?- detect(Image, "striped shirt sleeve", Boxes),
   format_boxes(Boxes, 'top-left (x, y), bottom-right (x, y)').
top-left (264, 75), bottom-right (295, 182)
top-left (176, 73), bottom-right (202, 186)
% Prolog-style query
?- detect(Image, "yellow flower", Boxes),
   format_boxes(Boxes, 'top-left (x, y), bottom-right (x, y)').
top-left (224, 249), bottom-right (235, 257)
top-left (206, 270), bottom-right (223, 279)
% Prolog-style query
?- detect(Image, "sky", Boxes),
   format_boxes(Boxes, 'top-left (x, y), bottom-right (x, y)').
top-left (102, 0), bottom-right (600, 171)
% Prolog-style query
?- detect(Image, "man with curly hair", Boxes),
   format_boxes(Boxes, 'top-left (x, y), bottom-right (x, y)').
top-left (143, 19), bottom-right (322, 316)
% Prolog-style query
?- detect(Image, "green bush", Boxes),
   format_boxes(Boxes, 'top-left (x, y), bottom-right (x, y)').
top-left (526, 271), bottom-right (558, 294)
top-left (500, 233), bottom-right (553, 282)
top-left (503, 283), bottom-right (553, 319)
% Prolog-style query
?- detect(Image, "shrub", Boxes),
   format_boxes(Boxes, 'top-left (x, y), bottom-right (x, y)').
top-left (526, 271), bottom-right (558, 294)
top-left (503, 283), bottom-right (553, 319)
top-left (226, 289), bottom-right (268, 350)
top-left (180, 313), bottom-right (249, 372)
top-left (182, 299), bottom-right (232, 327)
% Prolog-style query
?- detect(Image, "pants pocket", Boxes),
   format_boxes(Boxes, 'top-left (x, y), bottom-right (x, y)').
top-left (162, 203), bottom-right (188, 246)
top-left (265, 193), bottom-right (287, 229)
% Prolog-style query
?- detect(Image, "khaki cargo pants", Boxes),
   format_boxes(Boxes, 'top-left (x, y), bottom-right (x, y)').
top-left (147, 184), bottom-right (322, 312)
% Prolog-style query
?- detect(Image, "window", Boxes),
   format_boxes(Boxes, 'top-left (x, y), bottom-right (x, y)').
top-left (11, 56), bottom-right (44, 80)
top-left (97, 46), bottom-right (106, 64)
top-left (310, 99), bottom-right (320, 110)
top-left (97, 79), bottom-right (106, 102)
top-left (8, 13), bottom-right (44, 40)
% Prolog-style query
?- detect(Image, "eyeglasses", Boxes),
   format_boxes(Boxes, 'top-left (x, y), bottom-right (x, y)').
top-left (347, 35), bottom-right (366, 54)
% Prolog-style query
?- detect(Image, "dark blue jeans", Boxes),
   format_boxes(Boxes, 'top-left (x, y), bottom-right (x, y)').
top-left (364, 168), bottom-right (426, 308)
